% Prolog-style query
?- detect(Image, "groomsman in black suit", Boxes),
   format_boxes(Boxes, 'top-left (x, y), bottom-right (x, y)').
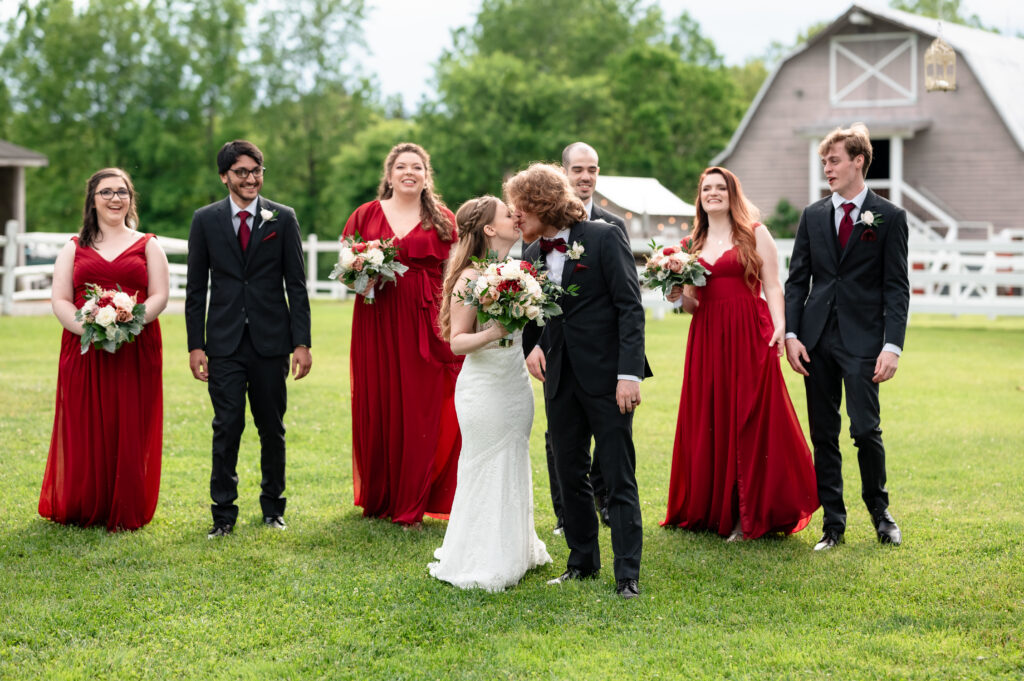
top-left (186, 140), bottom-right (312, 538)
top-left (508, 163), bottom-right (650, 599)
top-left (784, 123), bottom-right (909, 551)
top-left (540, 142), bottom-right (630, 534)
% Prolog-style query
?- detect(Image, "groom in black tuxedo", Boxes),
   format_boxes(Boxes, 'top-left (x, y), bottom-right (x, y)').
top-left (785, 123), bottom-right (909, 551)
top-left (508, 163), bottom-right (649, 599)
top-left (538, 142), bottom-right (630, 534)
top-left (186, 140), bottom-right (312, 538)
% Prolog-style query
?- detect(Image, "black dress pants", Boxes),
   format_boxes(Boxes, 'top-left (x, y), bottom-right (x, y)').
top-left (546, 355), bottom-right (642, 580)
top-left (804, 313), bottom-right (890, 534)
top-left (207, 327), bottom-right (289, 524)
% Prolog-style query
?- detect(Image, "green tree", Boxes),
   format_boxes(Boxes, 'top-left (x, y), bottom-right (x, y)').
top-left (600, 43), bottom-right (743, 197)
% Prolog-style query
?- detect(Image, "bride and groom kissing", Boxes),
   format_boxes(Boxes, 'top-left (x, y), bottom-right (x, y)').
top-left (429, 160), bottom-right (650, 599)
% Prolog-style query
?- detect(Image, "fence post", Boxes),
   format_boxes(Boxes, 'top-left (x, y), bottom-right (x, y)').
top-left (306, 233), bottom-right (318, 297)
top-left (1, 220), bottom-right (19, 316)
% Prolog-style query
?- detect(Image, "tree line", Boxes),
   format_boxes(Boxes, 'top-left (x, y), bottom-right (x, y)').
top-left (0, 0), bottom-right (992, 244)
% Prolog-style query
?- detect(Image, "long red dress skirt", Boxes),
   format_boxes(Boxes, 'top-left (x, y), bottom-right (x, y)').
top-left (344, 201), bottom-right (463, 525)
top-left (39, 235), bottom-right (163, 532)
top-left (662, 246), bottom-right (818, 538)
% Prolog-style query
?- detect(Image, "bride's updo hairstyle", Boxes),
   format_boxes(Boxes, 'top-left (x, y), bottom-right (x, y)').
top-left (438, 195), bottom-right (502, 342)
top-left (503, 163), bottom-right (586, 232)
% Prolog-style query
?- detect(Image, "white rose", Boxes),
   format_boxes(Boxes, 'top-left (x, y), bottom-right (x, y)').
top-left (81, 300), bottom-right (98, 317)
top-left (260, 208), bottom-right (274, 221)
top-left (95, 306), bottom-right (117, 327)
top-left (861, 210), bottom-right (875, 226)
top-left (486, 302), bottom-right (503, 316)
top-left (339, 247), bottom-right (356, 269)
top-left (366, 249), bottom-right (385, 267)
top-left (525, 305), bottom-right (541, 320)
top-left (112, 291), bottom-right (134, 311)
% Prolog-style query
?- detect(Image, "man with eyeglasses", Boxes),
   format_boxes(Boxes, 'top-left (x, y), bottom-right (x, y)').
top-left (185, 139), bottom-right (313, 538)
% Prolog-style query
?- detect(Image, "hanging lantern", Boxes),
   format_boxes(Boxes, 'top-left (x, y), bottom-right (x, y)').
top-left (924, 36), bottom-right (957, 92)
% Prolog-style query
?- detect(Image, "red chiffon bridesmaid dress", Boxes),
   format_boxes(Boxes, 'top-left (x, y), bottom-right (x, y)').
top-left (344, 201), bottom-right (463, 525)
top-left (39, 234), bottom-right (163, 531)
top-left (662, 244), bottom-right (819, 539)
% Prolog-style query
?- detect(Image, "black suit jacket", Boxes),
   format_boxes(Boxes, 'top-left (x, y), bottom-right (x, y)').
top-left (186, 196), bottom-right (312, 358)
top-left (523, 220), bottom-right (650, 397)
top-left (590, 203), bottom-right (628, 238)
top-left (785, 189), bottom-right (909, 357)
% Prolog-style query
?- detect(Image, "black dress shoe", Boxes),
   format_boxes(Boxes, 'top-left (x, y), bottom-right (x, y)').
top-left (546, 567), bottom-right (599, 585)
top-left (616, 578), bottom-right (640, 599)
top-left (552, 518), bottom-right (565, 536)
top-left (263, 515), bottom-right (287, 530)
top-left (813, 530), bottom-right (844, 551)
top-left (872, 510), bottom-right (902, 545)
top-left (207, 523), bottom-right (233, 538)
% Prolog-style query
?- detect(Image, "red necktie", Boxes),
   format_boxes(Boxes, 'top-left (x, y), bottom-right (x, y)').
top-left (238, 210), bottom-right (251, 251)
top-left (838, 202), bottom-right (855, 250)
top-left (540, 237), bottom-right (567, 254)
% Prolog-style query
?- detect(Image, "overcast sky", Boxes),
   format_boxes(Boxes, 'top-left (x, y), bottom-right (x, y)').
top-left (357, 0), bottom-right (1023, 107)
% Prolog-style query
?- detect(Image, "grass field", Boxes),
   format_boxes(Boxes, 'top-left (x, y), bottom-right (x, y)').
top-left (1, 303), bottom-right (1022, 680)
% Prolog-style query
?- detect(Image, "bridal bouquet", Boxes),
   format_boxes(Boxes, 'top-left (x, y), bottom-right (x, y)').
top-left (641, 239), bottom-right (710, 296)
top-left (329, 232), bottom-right (408, 304)
top-left (457, 256), bottom-right (575, 347)
top-left (74, 283), bottom-right (147, 354)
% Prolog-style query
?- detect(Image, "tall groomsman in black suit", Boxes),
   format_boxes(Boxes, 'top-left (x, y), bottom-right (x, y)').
top-left (508, 163), bottom-right (650, 599)
top-left (186, 140), bottom-right (312, 538)
top-left (784, 123), bottom-right (909, 551)
top-left (541, 142), bottom-right (630, 534)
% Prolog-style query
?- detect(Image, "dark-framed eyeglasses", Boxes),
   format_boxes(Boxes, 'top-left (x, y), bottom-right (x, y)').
top-left (228, 166), bottom-right (265, 180)
top-left (97, 189), bottom-right (131, 201)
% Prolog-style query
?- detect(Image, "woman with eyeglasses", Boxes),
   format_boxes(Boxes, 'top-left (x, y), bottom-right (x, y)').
top-left (39, 168), bottom-right (169, 531)
top-left (342, 142), bottom-right (463, 527)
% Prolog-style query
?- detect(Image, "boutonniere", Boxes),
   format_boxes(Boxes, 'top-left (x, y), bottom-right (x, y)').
top-left (856, 210), bottom-right (881, 241)
top-left (567, 241), bottom-right (585, 260)
top-left (260, 208), bottom-right (279, 223)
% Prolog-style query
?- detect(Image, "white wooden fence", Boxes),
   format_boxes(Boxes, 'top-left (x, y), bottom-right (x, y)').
top-left (3, 220), bottom-right (1023, 317)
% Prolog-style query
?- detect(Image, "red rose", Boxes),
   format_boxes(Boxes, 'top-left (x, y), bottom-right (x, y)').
top-left (496, 280), bottom-right (522, 294)
top-left (520, 261), bottom-right (538, 277)
top-left (352, 242), bottom-right (368, 254)
top-left (662, 246), bottom-right (680, 256)
top-left (98, 293), bottom-right (115, 307)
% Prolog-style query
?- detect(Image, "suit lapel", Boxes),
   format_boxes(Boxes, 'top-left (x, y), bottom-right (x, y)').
top-left (218, 198), bottom-right (245, 268)
top-left (839, 190), bottom-right (876, 264)
top-left (558, 222), bottom-right (585, 292)
top-left (244, 197), bottom-right (265, 265)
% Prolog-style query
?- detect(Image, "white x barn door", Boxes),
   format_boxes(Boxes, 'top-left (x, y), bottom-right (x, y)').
top-left (830, 32), bottom-right (918, 107)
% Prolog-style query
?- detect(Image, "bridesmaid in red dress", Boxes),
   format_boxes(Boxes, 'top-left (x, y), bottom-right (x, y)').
top-left (662, 167), bottom-right (818, 540)
top-left (343, 143), bottom-right (463, 526)
top-left (39, 168), bottom-right (169, 531)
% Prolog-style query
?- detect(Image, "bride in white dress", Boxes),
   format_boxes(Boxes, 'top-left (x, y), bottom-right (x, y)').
top-left (430, 195), bottom-right (551, 592)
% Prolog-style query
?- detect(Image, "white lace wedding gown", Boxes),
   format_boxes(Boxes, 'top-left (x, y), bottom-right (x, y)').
top-left (428, 329), bottom-right (551, 591)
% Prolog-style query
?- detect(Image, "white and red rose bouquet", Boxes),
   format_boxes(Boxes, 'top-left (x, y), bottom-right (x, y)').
top-left (641, 239), bottom-right (710, 297)
top-left (74, 283), bottom-right (147, 354)
top-left (329, 232), bottom-right (408, 304)
top-left (457, 256), bottom-right (575, 347)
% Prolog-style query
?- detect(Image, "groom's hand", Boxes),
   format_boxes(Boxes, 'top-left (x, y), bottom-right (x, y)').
top-left (292, 346), bottom-right (312, 380)
top-left (526, 346), bottom-right (546, 382)
top-left (189, 349), bottom-right (209, 382)
top-left (785, 338), bottom-right (810, 376)
top-left (616, 380), bottom-right (641, 414)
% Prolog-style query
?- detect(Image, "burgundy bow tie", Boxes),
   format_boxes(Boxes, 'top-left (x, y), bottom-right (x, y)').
top-left (539, 237), bottom-right (567, 254)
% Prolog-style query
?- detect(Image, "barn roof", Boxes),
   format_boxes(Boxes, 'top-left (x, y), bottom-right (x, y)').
top-left (595, 176), bottom-right (696, 217)
top-left (712, 2), bottom-right (1024, 165)
top-left (0, 139), bottom-right (48, 167)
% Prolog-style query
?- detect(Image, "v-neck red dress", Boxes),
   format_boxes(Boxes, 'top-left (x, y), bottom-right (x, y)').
top-left (662, 245), bottom-right (819, 538)
top-left (39, 235), bottom-right (163, 531)
top-left (343, 201), bottom-right (463, 524)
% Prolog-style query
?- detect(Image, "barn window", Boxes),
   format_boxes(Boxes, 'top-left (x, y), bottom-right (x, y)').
top-left (830, 32), bottom-right (918, 107)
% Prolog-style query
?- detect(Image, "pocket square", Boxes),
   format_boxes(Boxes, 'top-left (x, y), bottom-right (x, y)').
top-left (262, 231), bottom-right (278, 242)
top-left (574, 263), bottom-right (588, 272)
top-left (860, 228), bottom-right (877, 242)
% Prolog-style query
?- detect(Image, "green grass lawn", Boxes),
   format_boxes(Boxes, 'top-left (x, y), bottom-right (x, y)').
top-left (1, 303), bottom-right (1022, 680)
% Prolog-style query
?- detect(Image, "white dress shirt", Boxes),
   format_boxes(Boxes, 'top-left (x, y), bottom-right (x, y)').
top-left (230, 196), bottom-right (260, 236)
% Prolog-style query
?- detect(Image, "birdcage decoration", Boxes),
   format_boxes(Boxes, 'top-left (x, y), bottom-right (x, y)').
top-left (924, 36), bottom-right (957, 92)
